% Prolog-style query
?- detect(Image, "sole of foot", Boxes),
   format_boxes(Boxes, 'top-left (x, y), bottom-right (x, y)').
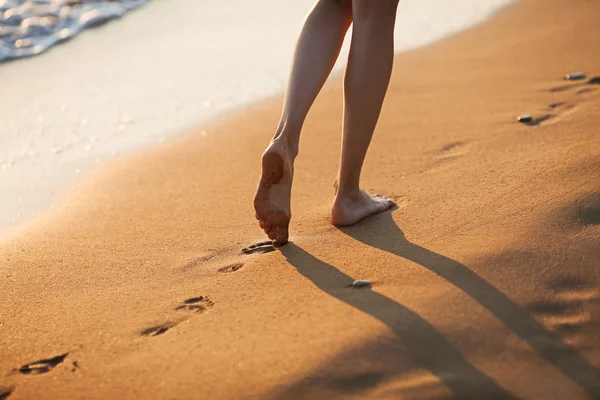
top-left (254, 140), bottom-right (293, 245)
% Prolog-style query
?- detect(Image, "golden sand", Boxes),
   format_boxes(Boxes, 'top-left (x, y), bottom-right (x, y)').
top-left (1, 0), bottom-right (599, 398)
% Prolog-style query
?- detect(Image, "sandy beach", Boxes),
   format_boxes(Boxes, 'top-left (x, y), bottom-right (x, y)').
top-left (1, 0), bottom-right (600, 398)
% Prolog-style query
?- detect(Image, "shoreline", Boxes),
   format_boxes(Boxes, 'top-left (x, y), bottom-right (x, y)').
top-left (0, 0), bottom-right (515, 240)
top-left (2, 0), bottom-right (600, 399)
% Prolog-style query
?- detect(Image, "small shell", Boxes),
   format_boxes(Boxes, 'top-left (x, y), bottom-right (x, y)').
top-left (517, 114), bottom-right (532, 123)
top-left (352, 280), bottom-right (371, 288)
top-left (564, 72), bottom-right (586, 81)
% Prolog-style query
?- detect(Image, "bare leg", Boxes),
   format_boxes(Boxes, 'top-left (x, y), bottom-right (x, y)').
top-left (254, 0), bottom-right (352, 244)
top-left (331, 0), bottom-right (399, 226)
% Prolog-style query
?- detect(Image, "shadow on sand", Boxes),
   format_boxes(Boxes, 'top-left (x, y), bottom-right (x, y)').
top-left (273, 211), bottom-right (600, 399)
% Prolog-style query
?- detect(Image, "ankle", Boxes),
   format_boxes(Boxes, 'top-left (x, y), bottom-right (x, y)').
top-left (334, 185), bottom-right (361, 201)
top-left (270, 136), bottom-right (299, 160)
top-left (272, 120), bottom-right (301, 158)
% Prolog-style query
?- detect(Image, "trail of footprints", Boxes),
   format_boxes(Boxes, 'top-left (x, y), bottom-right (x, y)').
top-left (140, 240), bottom-right (279, 338)
top-left (5, 256), bottom-right (252, 395)
top-left (523, 75), bottom-right (599, 127)
top-left (140, 296), bottom-right (215, 337)
top-left (420, 74), bottom-right (600, 172)
top-left (140, 249), bottom-right (258, 338)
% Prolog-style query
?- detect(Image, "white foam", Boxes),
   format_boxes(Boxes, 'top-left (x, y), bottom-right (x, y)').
top-left (0, 0), bottom-right (514, 236)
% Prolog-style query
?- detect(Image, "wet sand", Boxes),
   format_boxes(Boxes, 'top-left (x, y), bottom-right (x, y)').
top-left (1, 0), bottom-right (600, 398)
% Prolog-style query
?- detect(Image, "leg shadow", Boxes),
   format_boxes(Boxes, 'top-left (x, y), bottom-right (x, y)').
top-left (279, 245), bottom-right (515, 399)
top-left (336, 211), bottom-right (600, 397)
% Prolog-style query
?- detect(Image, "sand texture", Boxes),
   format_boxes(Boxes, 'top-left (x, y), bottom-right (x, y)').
top-left (1, 0), bottom-right (600, 398)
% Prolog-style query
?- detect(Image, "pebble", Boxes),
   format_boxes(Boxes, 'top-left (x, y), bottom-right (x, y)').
top-left (517, 114), bottom-right (532, 123)
top-left (564, 72), bottom-right (586, 81)
top-left (352, 280), bottom-right (371, 288)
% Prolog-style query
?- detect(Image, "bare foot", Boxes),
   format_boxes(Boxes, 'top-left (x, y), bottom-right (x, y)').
top-left (331, 189), bottom-right (396, 226)
top-left (254, 139), bottom-right (294, 245)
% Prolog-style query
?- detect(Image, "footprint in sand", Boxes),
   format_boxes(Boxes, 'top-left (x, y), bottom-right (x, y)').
top-left (0, 386), bottom-right (14, 400)
top-left (547, 75), bottom-right (599, 93)
top-left (528, 78), bottom-right (600, 127)
top-left (576, 192), bottom-right (600, 226)
top-left (13, 353), bottom-right (69, 375)
top-left (437, 141), bottom-right (471, 159)
top-left (218, 263), bottom-right (244, 273)
top-left (180, 253), bottom-right (216, 271)
top-left (528, 276), bottom-right (600, 348)
top-left (242, 240), bottom-right (277, 255)
top-left (140, 322), bottom-right (179, 337)
top-left (175, 296), bottom-right (214, 313)
top-left (141, 297), bottom-right (214, 337)
top-left (548, 83), bottom-right (579, 93)
top-left (521, 103), bottom-right (580, 127)
top-left (421, 142), bottom-right (471, 173)
top-left (576, 87), bottom-right (595, 95)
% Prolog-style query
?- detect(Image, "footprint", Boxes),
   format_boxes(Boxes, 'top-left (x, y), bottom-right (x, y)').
top-left (218, 263), bottom-right (244, 273)
top-left (0, 386), bottom-right (13, 400)
top-left (181, 254), bottom-right (215, 271)
top-left (13, 353), bottom-right (69, 375)
top-left (140, 322), bottom-right (178, 337)
top-left (576, 88), bottom-right (595, 95)
top-left (421, 142), bottom-right (471, 174)
top-left (587, 76), bottom-right (600, 85)
top-left (242, 240), bottom-right (277, 255)
top-left (436, 141), bottom-right (470, 159)
top-left (523, 103), bottom-right (580, 127)
top-left (175, 296), bottom-right (214, 313)
top-left (527, 299), bottom-right (583, 316)
top-left (576, 192), bottom-right (600, 226)
top-left (529, 275), bottom-right (600, 347)
top-left (549, 276), bottom-right (588, 292)
top-left (548, 102), bottom-right (566, 109)
top-left (548, 83), bottom-right (581, 93)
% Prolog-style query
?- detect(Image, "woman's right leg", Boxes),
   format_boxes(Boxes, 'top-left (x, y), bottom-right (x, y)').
top-left (331, 0), bottom-right (399, 226)
top-left (254, 0), bottom-right (352, 244)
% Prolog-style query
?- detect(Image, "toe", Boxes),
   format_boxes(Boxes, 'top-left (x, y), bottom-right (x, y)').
top-left (275, 227), bottom-right (288, 245)
top-left (259, 219), bottom-right (267, 229)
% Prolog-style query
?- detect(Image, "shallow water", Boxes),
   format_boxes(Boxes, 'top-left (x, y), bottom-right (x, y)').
top-left (0, 0), bottom-right (146, 62)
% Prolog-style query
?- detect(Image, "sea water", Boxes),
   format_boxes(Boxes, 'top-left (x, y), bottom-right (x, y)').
top-left (0, 0), bottom-right (147, 62)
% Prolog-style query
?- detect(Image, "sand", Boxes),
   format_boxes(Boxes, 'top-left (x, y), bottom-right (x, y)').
top-left (1, 0), bottom-right (600, 398)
